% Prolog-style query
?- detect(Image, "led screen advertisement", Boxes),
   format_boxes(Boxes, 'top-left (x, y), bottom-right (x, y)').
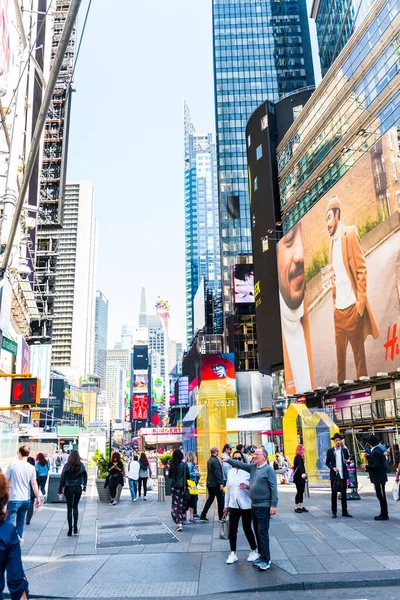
top-left (132, 372), bottom-right (148, 394)
top-left (132, 394), bottom-right (148, 420)
top-left (233, 264), bottom-right (255, 304)
top-left (277, 127), bottom-right (400, 394)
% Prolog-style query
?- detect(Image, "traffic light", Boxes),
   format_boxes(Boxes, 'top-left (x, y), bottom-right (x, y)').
top-left (10, 378), bottom-right (41, 406)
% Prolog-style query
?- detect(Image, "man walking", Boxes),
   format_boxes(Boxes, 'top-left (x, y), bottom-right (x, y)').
top-left (6, 445), bottom-right (40, 542)
top-left (128, 455), bottom-right (140, 502)
top-left (223, 446), bottom-right (278, 571)
top-left (364, 435), bottom-right (388, 520)
top-left (326, 433), bottom-right (352, 518)
top-left (200, 447), bottom-right (225, 523)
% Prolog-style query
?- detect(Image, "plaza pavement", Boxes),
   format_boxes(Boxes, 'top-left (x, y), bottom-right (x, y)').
top-left (11, 474), bottom-right (400, 598)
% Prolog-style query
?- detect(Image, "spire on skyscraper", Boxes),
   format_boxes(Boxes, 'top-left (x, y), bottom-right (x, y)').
top-left (139, 287), bottom-right (147, 327)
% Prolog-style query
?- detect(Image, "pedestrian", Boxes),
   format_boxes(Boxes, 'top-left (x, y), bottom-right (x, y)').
top-left (128, 455), bottom-right (140, 502)
top-left (169, 449), bottom-right (189, 532)
top-left (222, 446), bottom-right (278, 571)
top-left (223, 450), bottom-right (259, 565)
top-left (35, 453), bottom-right (50, 497)
top-left (0, 472), bottom-right (30, 600)
top-left (52, 450), bottom-right (62, 473)
top-left (60, 448), bottom-right (68, 467)
top-left (138, 453), bottom-right (152, 500)
top-left (221, 444), bottom-right (233, 485)
top-left (364, 435), bottom-right (389, 520)
top-left (199, 447), bottom-right (225, 523)
top-left (236, 444), bottom-right (250, 463)
top-left (293, 444), bottom-right (308, 513)
top-left (5, 445), bottom-right (40, 543)
top-left (107, 452), bottom-right (124, 505)
top-left (185, 450), bottom-right (199, 523)
top-left (326, 433), bottom-right (352, 519)
top-left (58, 450), bottom-right (87, 536)
top-left (25, 457), bottom-right (37, 526)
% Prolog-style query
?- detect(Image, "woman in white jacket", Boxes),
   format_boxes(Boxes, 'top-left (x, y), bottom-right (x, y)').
top-left (223, 450), bottom-right (259, 564)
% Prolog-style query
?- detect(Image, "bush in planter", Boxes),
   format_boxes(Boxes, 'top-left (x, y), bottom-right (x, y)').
top-left (159, 453), bottom-right (172, 467)
top-left (92, 449), bottom-right (108, 479)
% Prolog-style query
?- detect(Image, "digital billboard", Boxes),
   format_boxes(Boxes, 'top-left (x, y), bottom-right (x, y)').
top-left (277, 127), bottom-right (400, 394)
top-left (233, 264), bottom-right (255, 304)
top-left (31, 344), bottom-right (51, 399)
top-left (132, 372), bottom-right (148, 394)
top-left (132, 394), bottom-right (148, 420)
top-left (133, 345), bottom-right (148, 371)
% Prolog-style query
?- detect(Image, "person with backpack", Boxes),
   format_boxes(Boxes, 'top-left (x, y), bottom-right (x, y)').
top-left (52, 451), bottom-right (62, 473)
top-left (35, 453), bottom-right (50, 496)
top-left (138, 453), bottom-right (152, 500)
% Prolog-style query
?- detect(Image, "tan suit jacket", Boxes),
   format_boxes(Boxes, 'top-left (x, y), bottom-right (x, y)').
top-left (328, 224), bottom-right (379, 340)
top-left (282, 296), bottom-right (315, 395)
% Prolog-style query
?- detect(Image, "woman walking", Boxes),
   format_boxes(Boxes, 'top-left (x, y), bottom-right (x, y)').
top-left (185, 451), bottom-right (199, 523)
top-left (169, 449), bottom-right (189, 531)
top-left (138, 453), bottom-right (152, 500)
top-left (223, 450), bottom-right (258, 564)
top-left (107, 452), bottom-right (125, 505)
top-left (58, 450), bottom-right (87, 535)
top-left (26, 457), bottom-right (37, 526)
top-left (35, 452), bottom-right (50, 496)
top-left (293, 444), bottom-right (308, 513)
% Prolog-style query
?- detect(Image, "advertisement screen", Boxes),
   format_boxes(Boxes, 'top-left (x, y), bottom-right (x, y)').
top-left (30, 344), bottom-right (51, 399)
top-left (132, 372), bottom-right (148, 394)
top-left (133, 345), bottom-right (148, 371)
top-left (233, 264), bottom-right (255, 304)
top-left (200, 353), bottom-right (236, 396)
top-left (132, 394), bottom-right (148, 420)
top-left (277, 128), bottom-right (400, 394)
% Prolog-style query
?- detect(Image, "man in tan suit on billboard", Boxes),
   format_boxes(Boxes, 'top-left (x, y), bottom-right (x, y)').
top-left (326, 196), bottom-right (379, 383)
top-left (278, 222), bottom-right (315, 395)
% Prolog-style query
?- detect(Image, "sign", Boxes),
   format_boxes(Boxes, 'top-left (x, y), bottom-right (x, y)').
top-left (2, 335), bottom-right (17, 354)
top-left (30, 345), bottom-right (51, 399)
top-left (139, 427), bottom-right (182, 436)
top-left (87, 422), bottom-right (106, 429)
top-left (10, 378), bottom-right (40, 406)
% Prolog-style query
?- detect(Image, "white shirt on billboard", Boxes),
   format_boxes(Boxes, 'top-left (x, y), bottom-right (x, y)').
top-left (332, 224), bottom-right (356, 309)
top-left (280, 293), bottom-right (312, 393)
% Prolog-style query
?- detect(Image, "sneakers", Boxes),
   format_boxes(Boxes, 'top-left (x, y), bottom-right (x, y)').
top-left (257, 560), bottom-right (271, 571)
top-left (294, 508), bottom-right (303, 513)
top-left (301, 507), bottom-right (309, 513)
top-left (199, 516), bottom-right (209, 522)
top-left (176, 524), bottom-right (183, 532)
top-left (143, 497), bottom-right (147, 501)
top-left (226, 552), bottom-right (238, 564)
top-left (109, 500), bottom-right (117, 506)
top-left (247, 550), bottom-right (259, 562)
top-left (252, 557), bottom-right (264, 567)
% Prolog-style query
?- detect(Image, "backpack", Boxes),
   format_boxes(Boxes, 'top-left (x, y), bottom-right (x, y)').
top-left (56, 455), bottom-right (61, 467)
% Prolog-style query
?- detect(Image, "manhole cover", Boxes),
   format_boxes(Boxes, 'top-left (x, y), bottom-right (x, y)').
top-left (96, 516), bottom-right (178, 549)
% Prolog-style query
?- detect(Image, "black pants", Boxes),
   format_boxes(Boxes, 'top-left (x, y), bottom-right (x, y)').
top-left (109, 476), bottom-right (120, 500)
top-left (200, 486), bottom-right (224, 520)
top-left (26, 497), bottom-right (35, 524)
top-left (295, 479), bottom-right (305, 504)
top-left (374, 482), bottom-right (388, 518)
top-left (229, 507), bottom-right (257, 552)
top-left (331, 477), bottom-right (348, 515)
top-left (138, 477), bottom-right (148, 497)
top-left (64, 485), bottom-right (82, 531)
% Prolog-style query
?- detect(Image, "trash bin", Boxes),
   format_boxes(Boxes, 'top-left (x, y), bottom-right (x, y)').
top-left (163, 467), bottom-right (172, 496)
top-left (158, 476), bottom-right (166, 502)
top-left (47, 473), bottom-right (66, 503)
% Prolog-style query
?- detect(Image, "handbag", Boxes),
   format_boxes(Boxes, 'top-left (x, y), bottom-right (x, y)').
top-left (392, 481), bottom-right (400, 501)
top-left (332, 472), bottom-right (342, 494)
top-left (219, 515), bottom-right (230, 540)
top-left (183, 464), bottom-right (191, 505)
top-left (187, 479), bottom-right (198, 495)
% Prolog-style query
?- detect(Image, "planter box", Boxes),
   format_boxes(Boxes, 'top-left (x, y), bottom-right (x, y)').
top-left (96, 478), bottom-right (111, 503)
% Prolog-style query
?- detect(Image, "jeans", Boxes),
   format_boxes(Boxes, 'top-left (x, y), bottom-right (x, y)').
top-left (138, 477), bottom-right (148, 497)
top-left (64, 485), bottom-right (82, 532)
top-left (38, 475), bottom-right (48, 495)
top-left (0, 526), bottom-right (29, 600)
top-left (252, 506), bottom-right (271, 563)
top-left (128, 478), bottom-right (138, 500)
top-left (200, 486), bottom-right (224, 520)
top-left (374, 482), bottom-right (388, 518)
top-left (228, 507), bottom-right (257, 552)
top-left (6, 500), bottom-right (31, 539)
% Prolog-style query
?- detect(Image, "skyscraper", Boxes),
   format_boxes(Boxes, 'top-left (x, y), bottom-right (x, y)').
top-left (311, 0), bottom-right (374, 76)
top-left (51, 181), bottom-right (97, 382)
top-left (212, 0), bottom-right (315, 370)
top-left (94, 291), bottom-right (108, 390)
top-left (184, 103), bottom-right (221, 344)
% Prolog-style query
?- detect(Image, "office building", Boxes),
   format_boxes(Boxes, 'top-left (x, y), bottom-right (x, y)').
top-left (107, 348), bottom-right (131, 376)
top-left (212, 0), bottom-right (315, 371)
top-left (184, 103), bottom-right (221, 344)
top-left (94, 291), bottom-right (108, 390)
top-left (311, 0), bottom-right (375, 76)
top-left (50, 181), bottom-right (97, 382)
top-left (106, 361), bottom-right (126, 421)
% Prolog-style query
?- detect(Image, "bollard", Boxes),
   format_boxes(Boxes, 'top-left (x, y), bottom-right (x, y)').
top-left (158, 475), bottom-right (166, 502)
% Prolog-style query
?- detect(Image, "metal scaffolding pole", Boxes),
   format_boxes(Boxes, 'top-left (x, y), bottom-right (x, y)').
top-left (0, 0), bottom-right (82, 278)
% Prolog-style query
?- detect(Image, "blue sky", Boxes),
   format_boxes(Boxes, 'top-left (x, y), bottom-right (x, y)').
top-left (67, 0), bottom-right (321, 350)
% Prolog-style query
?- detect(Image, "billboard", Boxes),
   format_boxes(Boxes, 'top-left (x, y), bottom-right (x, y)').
top-left (132, 372), bottom-right (148, 394)
top-left (233, 264), bottom-right (255, 304)
top-left (30, 344), bottom-right (51, 399)
top-left (277, 127), bottom-right (400, 394)
top-left (133, 345), bottom-right (148, 371)
top-left (132, 394), bottom-right (148, 420)
top-left (39, 378), bottom-right (64, 422)
top-left (178, 376), bottom-right (189, 405)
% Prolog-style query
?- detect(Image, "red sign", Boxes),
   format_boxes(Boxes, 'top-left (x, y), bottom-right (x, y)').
top-left (132, 394), bottom-right (148, 420)
top-left (139, 427), bottom-right (182, 436)
top-left (10, 378), bottom-right (40, 406)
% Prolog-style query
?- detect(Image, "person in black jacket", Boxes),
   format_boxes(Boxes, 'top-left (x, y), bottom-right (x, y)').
top-left (326, 433), bottom-right (352, 518)
top-left (107, 452), bottom-right (124, 505)
top-left (200, 447), bottom-right (225, 523)
top-left (168, 449), bottom-right (189, 531)
top-left (58, 450), bottom-right (87, 536)
top-left (293, 444), bottom-right (308, 513)
top-left (364, 435), bottom-right (389, 520)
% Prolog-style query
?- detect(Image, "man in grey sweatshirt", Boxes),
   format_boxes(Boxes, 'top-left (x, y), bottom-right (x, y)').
top-left (222, 446), bottom-right (278, 571)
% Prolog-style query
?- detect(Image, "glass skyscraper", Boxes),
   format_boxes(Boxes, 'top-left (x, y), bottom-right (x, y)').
top-left (94, 291), bottom-right (109, 391)
top-left (311, 0), bottom-right (374, 76)
top-left (212, 0), bottom-right (315, 369)
top-left (184, 103), bottom-right (221, 344)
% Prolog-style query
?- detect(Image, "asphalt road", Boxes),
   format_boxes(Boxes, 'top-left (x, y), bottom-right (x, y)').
top-left (308, 229), bottom-right (400, 386)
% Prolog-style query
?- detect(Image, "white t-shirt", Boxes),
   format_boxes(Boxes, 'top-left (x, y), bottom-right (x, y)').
top-left (5, 460), bottom-right (36, 501)
top-left (128, 461), bottom-right (140, 480)
top-left (334, 447), bottom-right (343, 479)
top-left (60, 453), bottom-right (68, 466)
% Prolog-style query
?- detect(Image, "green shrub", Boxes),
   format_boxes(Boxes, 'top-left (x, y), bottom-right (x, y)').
top-left (305, 243), bottom-right (329, 283)
top-left (159, 453), bottom-right (172, 466)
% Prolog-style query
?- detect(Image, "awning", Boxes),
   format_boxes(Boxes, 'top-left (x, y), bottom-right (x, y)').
top-left (183, 405), bottom-right (203, 423)
top-left (226, 417), bottom-right (271, 432)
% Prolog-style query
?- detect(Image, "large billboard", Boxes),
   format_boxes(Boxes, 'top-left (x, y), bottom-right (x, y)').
top-left (30, 344), bottom-right (51, 399)
top-left (277, 128), bottom-right (400, 394)
top-left (132, 394), bottom-right (148, 421)
top-left (233, 264), bottom-right (255, 304)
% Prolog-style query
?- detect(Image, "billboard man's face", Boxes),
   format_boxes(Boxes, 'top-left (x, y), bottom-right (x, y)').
top-left (211, 364), bottom-right (227, 378)
top-left (278, 223), bottom-right (305, 310)
top-left (326, 209), bottom-right (340, 237)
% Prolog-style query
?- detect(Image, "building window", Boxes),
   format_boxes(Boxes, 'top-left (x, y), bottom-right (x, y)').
top-left (256, 145), bottom-right (262, 160)
top-left (254, 177), bottom-right (258, 191)
top-left (293, 105), bottom-right (303, 120)
top-left (261, 236), bottom-right (269, 252)
top-left (392, 158), bottom-right (398, 182)
top-left (227, 195), bottom-right (240, 219)
top-left (396, 190), bottom-right (400, 209)
top-left (261, 115), bottom-right (268, 130)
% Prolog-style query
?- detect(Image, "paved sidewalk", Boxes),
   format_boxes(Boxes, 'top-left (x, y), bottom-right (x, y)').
top-left (14, 475), bottom-right (400, 598)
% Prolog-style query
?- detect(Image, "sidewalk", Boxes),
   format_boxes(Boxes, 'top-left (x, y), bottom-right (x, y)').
top-left (15, 475), bottom-right (400, 598)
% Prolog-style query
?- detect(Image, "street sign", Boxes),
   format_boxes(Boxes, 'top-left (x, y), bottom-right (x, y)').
top-left (2, 336), bottom-right (17, 355)
top-left (10, 378), bottom-right (41, 406)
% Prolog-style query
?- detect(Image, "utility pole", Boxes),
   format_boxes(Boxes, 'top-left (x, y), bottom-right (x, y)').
top-left (0, 0), bottom-right (83, 278)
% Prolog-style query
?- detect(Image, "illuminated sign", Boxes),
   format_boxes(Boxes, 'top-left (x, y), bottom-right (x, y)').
top-left (10, 378), bottom-right (41, 406)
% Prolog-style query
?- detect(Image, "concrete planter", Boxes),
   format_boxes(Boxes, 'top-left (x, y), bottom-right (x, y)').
top-left (96, 478), bottom-right (111, 503)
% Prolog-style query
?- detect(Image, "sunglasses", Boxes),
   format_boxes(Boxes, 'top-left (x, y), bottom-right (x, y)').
top-left (233, 456), bottom-right (243, 461)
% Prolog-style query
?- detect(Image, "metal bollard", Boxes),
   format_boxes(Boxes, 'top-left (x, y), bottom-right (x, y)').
top-left (158, 475), bottom-right (166, 502)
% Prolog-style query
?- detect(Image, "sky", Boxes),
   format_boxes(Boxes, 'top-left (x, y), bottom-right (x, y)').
top-left (67, 0), bottom-right (321, 351)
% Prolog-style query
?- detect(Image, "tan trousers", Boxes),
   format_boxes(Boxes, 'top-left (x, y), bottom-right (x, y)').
top-left (334, 304), bottom-right (367, 383)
